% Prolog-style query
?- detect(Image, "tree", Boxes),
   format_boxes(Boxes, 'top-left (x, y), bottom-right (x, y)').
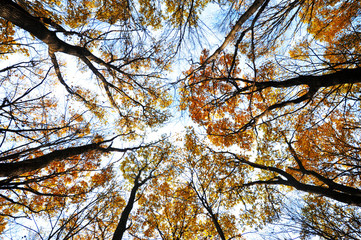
top-left (4, 140), bottom-right (174, 240)
top-left (112, 139), bottom-right (175, 240)
top-left (287, 196), bottom-right (361, 240)
top-left (1, 0), bottom-right (361, 239)
top-left (180, 0), bottom-right (361, 237)
top-left (0, 0), bottom-right (172, 236)
top-left (6, 185), bottom-right (125, 240)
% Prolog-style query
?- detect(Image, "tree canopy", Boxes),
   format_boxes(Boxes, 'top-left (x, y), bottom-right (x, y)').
top-left (0, 0), bottom-right (361, 239)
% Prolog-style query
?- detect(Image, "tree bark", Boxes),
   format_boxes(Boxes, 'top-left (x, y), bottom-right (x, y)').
top-left (0, 142), bottom-right (104, 177)
top-left (111, 182), bottom-right (140, 240)
top-left (207, 206), bottom-right (227, 240)
top-left (0, 0), bottom-right (74, 52)
top-left (0, 0), bottom-right (108, 65)
top-left (257, 67), bottom-right (361, 90)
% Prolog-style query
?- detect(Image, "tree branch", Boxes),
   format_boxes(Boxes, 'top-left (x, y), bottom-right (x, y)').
top-left (228, 153), bottom-right (361, 206)
top-left (205, 0), bottom-right (268, 63)
top-left (0, 137), bottom-right (147, 177)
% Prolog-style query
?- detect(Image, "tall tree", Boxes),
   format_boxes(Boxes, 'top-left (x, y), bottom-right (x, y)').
top-left (0, 0), bottom-right (172, 236)
top-left (180, 0), bottom-right (361, 237)
top-left (1, 0), bottom-right (361, 239)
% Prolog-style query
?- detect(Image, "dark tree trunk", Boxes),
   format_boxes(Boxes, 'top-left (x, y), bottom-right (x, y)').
top-left (0, 143), bottom-right (105, 177)
top-left (111, 182), bottom-right (140, 240)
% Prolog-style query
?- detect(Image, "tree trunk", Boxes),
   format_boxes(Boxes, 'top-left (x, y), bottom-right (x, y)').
top-left (0, 143), bottom-right (104, 177)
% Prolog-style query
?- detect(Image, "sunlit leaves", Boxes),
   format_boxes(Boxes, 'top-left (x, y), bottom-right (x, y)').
top-left (178, 0), bottom-right (361, 238)
top-left (298, 196), bottom-right (361, 239)
top-left (295, 0), bottom-right (361, 68)
top-left (138, 0), bottom-right (212, 29)
top-left (1, 0), bottom-right (361, 239)
top-left (181, 49), bottom-right (255, 148)
top-left (0, 0), bottom-right (173, 236)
